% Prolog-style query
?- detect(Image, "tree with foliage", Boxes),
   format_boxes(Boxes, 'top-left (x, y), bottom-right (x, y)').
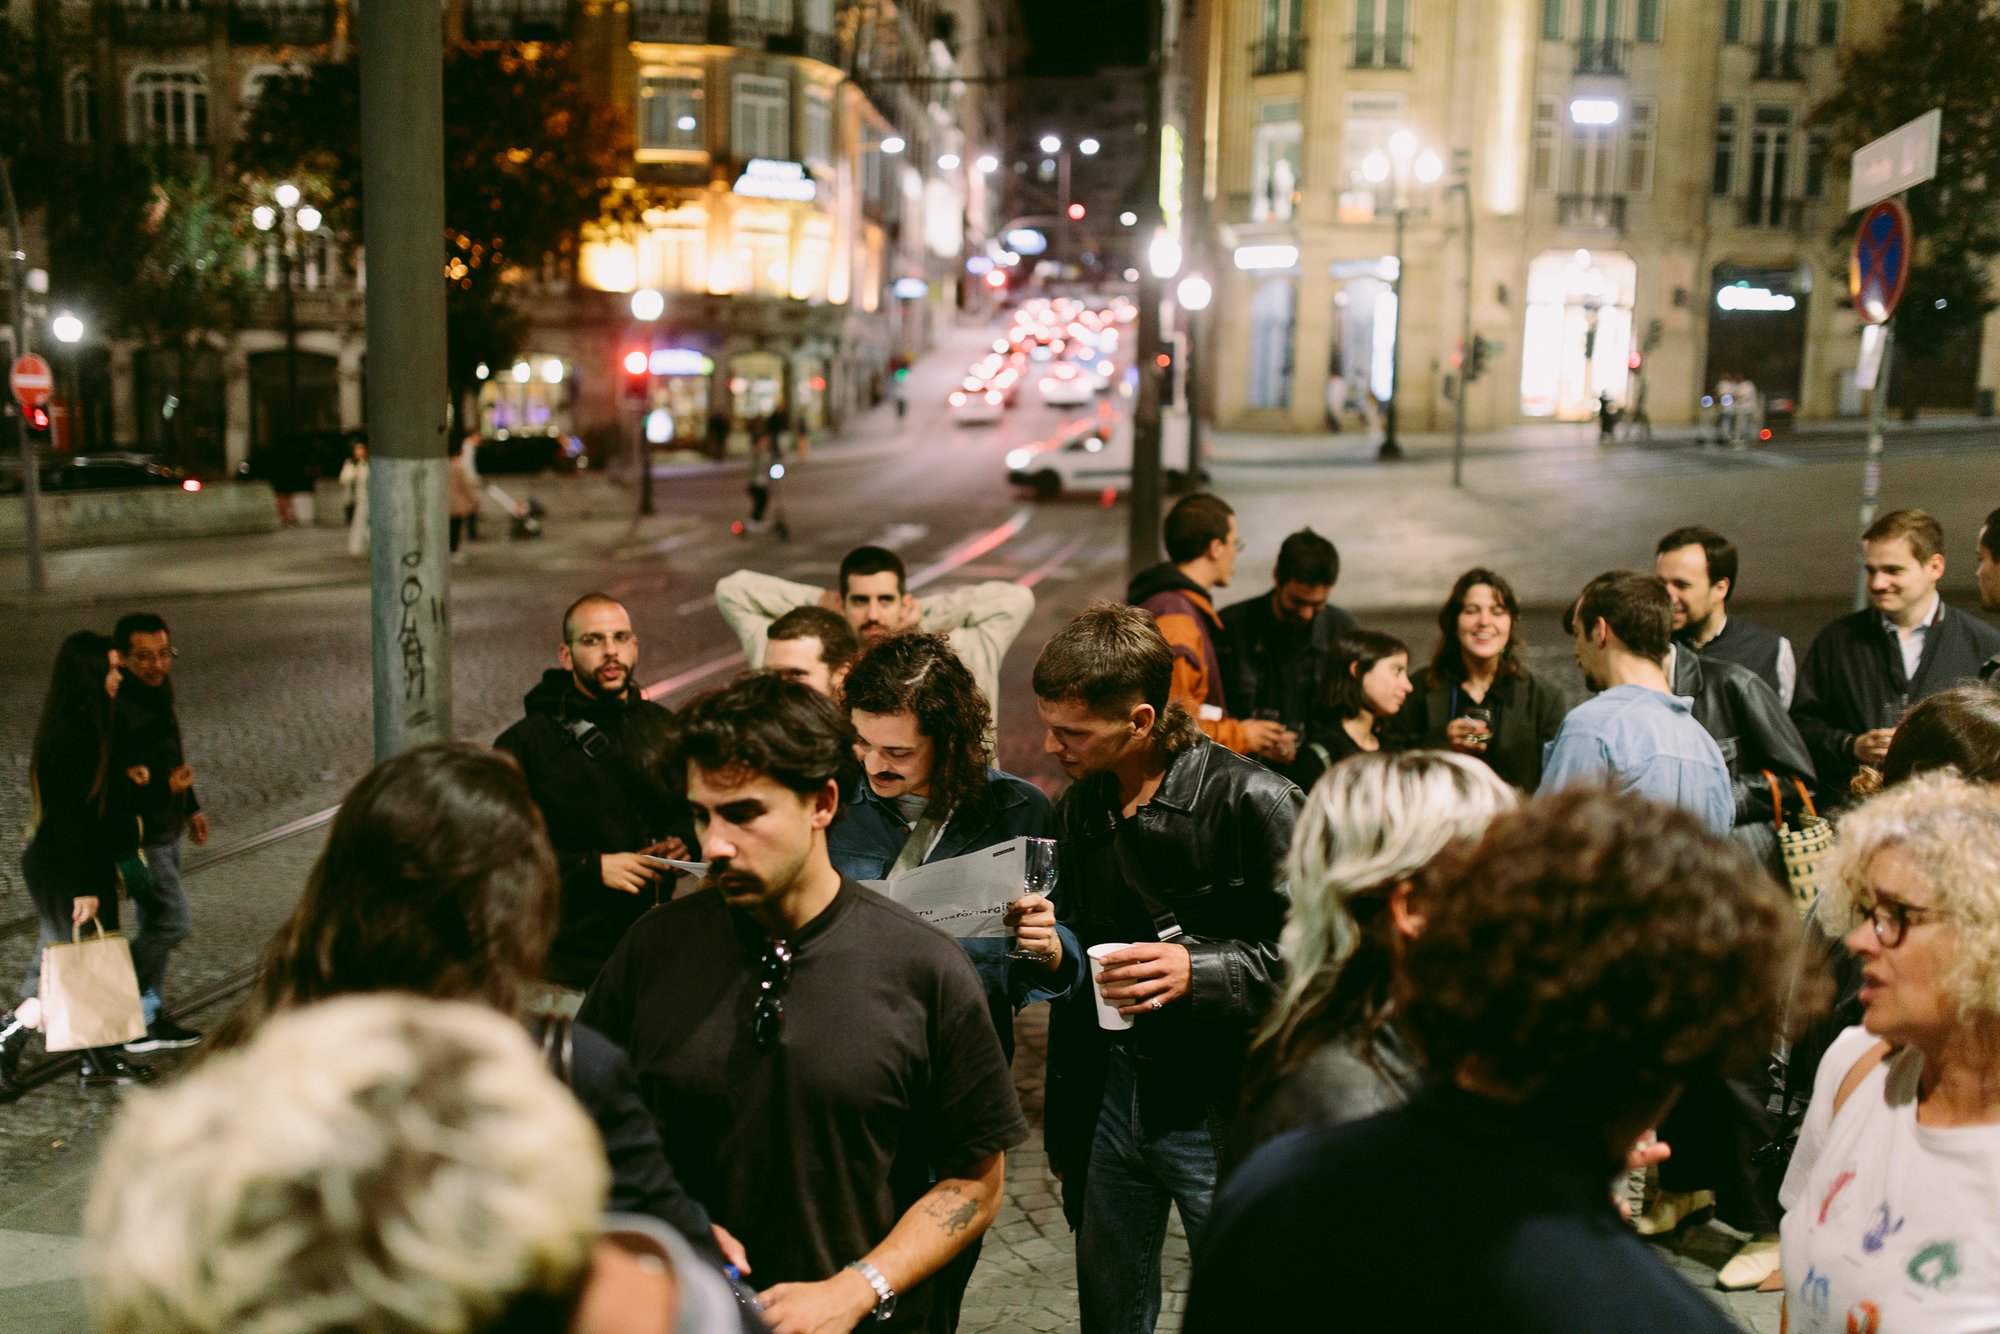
top-left (1813, 0), bottom-right (2000, 396)
top-left (235, 44), bottom-right (628, 431)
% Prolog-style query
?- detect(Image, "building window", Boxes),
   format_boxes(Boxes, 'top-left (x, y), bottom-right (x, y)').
top-left (1256, 0), bottom-right (1303, 73)
top-left (731, 74), bottom-right (790, 161)
top-left (1637, 0), bottom-right (1661, 41)
top-left (1814, 0), bottom-right (1838, 43)
top-left (1711, 104), bottom-right (1737, 195)
top-left (1340, 92), bottom-right (1407, 216)
top-left (1542, 0), bottom-right (1563, 41)
top-left (804, 87), bottom-right (832, 166)
top-left (1531, 96), bottom-right (1560, 192)
top-left (1252, 100), bottom-right (1302, 222)
top-left (639, 71), bottom-right (705, 154)
top-left (640, 206), bottom-right (708, 292)
top-left (1624, 99), bottom-right (1655, 194)
top-left (1247, 279), bottom-right (1296, 409)
top-left (65, 68), bottom-right (95, 144)
top-left (1352, 0), bottom-right (1410, 68)
top-left (1804, 131), bottom-right (1829, 198)
top-left (1762, 0), bottom-right (1799, 55)
top-left (1723, 0), bottom-right (1743, 42)
top-left (1747, 104), bottom-right (1793, 223)
top-left (128, 69), bottom-right (208, 147)
top-left (735, 208), bottom-right (791, 297)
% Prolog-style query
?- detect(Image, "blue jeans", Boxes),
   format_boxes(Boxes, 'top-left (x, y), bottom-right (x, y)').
top-left (128, 841), bottom-right (193, 1024)
top-left (1075, 1045), bottom-right (1219, 1334)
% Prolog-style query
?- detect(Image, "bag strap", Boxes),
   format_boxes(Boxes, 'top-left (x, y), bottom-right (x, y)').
top-left (1832, 1039), bottom-right (1893, 1121)
top-left (1760, 770), bottom-right (1784, 830)
top-left (1791, 779), bottom-right (1819, 824)
top-left (1107, 824), bottom-right (1185, 943)
top-left (70, 912), bottom-right (105, 944)
top-left (534, 1014), bottom-right (577, 1089)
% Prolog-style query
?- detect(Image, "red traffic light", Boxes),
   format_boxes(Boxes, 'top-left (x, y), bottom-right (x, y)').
top-left (1627, 352), bottom-right (1643, 371)
top-left (1067, 203), bottom-right (1085, 221)
top-left (984, 270), bottom-right (1007, 289)
top-left (622, 349), bottom-right (648, 376)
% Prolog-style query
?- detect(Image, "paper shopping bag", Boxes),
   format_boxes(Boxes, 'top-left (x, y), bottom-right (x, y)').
top-left (40, 915), bottom-right (146, 1052)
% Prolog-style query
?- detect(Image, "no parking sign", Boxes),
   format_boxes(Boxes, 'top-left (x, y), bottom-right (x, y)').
top-left (1849, 199), bottom-right (1912, 325)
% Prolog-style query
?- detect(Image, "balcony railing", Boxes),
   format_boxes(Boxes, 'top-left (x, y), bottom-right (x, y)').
top-left (1250, 32), bottom-right (1305, 75)
top-left (465, 0), bottom-right (572, 42)
top-left (112, 4), bottom-right (210, 45)
top-left (630, 0), bottom-right (714, 43)
top-left (1755, 42), bottom-right (1804, 78)
top-left (229, 2), bottom-right (332, 45)
top-left (1556, 193), bottom-right (1626, 230)
top-left (1574, 37), bottom-right (1629, 75)
top-left (1350, 30), bottom-right (1409, 68)
top-left (1740, 196), bottom-right (1805, 229)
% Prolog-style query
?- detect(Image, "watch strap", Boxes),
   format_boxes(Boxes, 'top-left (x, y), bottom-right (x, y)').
top-left (845, 1260), bottom-right (895, 1320)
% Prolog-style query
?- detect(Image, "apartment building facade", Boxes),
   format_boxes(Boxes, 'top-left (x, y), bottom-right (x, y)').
top-left (1190, 0), bottom-right (1991, 435)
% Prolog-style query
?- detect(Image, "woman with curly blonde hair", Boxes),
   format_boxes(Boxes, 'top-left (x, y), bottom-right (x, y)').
top-left (1232, 750), bottom-right (1516, 1165)
top-left (1778, 773), bottom-right (2000, 1332)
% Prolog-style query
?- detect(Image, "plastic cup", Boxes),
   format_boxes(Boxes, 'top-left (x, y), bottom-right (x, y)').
top-left (1088, 942), bottom-right (1135, 1031)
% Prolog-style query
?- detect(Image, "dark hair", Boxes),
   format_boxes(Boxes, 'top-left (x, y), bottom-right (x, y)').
top-left (235, 744), bottom-right (560, 1035)
top-left (561, 592), bottom-right (625, 643)
top-left (678, 673), bottom-right (855, 795)
top-left (1402, 789), bottom-right (1794, 1121)
top-left (1565, 570), bottom-right (1672, 663)
top-left (1881, 687), bottom-right (2000, 787)
top-left (1655, 525), bottom-right (1739, 599)
top-left (839, 545), bottom-right (906, 597)
top-left (32, 631), bottom-right (119, 827)
top-left (1320, 629), bottom-right (1410, 721)
top-left (842, 633), bottom-right (993, 822)
top-left (769, 605), bottom-right (861, 671)
top-left (114, 612), bottom-right (170, 654)
top-left (1978, 507), bottom-right (2000, 559)
top-left (1032, 602), bottom-right (1202, 753)
top-left (1275, 528), bottom-right (1338, 588)
top-left (1863, 507), bottom-right (1945, 564)
top-left (1429, 568), bottom-right (1526, 685)
top-left (1163, 493), bottom-right (1235, 565)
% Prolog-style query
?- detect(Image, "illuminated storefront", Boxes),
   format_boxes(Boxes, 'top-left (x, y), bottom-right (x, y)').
top-left (1519, 250), bottom-right (1637, 420)
top-left (477, 356), bottom-right (574, 435)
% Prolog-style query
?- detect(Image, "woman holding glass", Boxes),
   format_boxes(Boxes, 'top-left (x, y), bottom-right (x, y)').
top-left (1390, 568), bottom-right (1569, 791)
top-left (1778, 773), bottom-right (2000, 1330)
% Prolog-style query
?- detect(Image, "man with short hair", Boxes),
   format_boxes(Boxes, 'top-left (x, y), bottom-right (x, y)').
top-left (1033, 603), bottom-right (1300, 1334)
top-left (496, 594), bottom-right (693, 995)
top-left (1791, 508), bottom-right (2000, 803)
top-left (1975, 507), bottom-right (1999, 681)
top-left (582, 675), bottom-right (1026, 1334)
top-left (764, 605), bottom-right (860, 698)
top-left (1543, 571), bottom-right (1733, 835)
top-left (1218, 527), bottom-right (1357, 783)
top-left (110, 612), bottom-right (208, 1052)
top-left (716, 545), bottom-right (1033, 723)
top-left (1127, 494), bottom-right (1292, 760)
top-left (1654, 525), bottom-right (1796, 706)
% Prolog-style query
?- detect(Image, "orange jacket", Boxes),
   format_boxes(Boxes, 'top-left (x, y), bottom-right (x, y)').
top-left (1129, 564), bottom-right (1252, 754)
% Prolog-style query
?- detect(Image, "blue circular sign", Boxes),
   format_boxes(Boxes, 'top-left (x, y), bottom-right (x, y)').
top-left (1850, 199), bottom-right (1912, 325)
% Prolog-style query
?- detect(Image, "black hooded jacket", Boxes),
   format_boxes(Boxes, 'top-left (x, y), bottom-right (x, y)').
top-left (112, 673), bottom-right (201, 844)
top-left (495, 669), bottom-right (692, 989)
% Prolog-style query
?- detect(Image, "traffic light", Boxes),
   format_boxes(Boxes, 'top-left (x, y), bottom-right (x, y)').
top-left (1067, 202), bottom-right (1086, 221)
top-left (25, 402), bottom-right (50, 440)
top-left (621, 349), bottom-right (648, 400)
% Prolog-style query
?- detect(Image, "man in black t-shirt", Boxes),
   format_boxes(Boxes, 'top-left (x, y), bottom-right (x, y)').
top-left (580, 675), bottom-right (1025, 1334)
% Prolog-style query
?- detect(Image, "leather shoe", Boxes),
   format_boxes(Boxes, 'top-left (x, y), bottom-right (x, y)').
top-left (1716, 1235), bottom-right (1781, 1290)
top-left (78, 1048), bottom-right (157, 1090)
top-left (1632, 1188), bottom-right (1715, 1237)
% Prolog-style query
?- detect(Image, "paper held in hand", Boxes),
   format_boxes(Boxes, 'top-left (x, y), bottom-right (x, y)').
top-left (641, 855), bottom-right (712, 877)
top-left (863, 836), bottom-right (1029, 938)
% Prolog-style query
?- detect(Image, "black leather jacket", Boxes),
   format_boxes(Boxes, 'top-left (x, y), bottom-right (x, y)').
top-left (1671, 645), bottom-right (1816, 826)
top-left (1044, 737), bottom-right (1300, 1218)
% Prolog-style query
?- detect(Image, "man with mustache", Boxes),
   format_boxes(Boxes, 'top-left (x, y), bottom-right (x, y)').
top-left (496, 593), bottom-right (694, 1000)
top-left (716, 546), bottom-right (1033, 726)
top-left (582, 674), bottom-right (1026, 1334)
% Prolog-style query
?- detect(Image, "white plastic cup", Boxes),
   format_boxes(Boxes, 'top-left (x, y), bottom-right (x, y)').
top-left (1088, 942), bottom-right (1135, 1031)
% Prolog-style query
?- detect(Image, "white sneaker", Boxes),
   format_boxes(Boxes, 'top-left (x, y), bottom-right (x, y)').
top-left (1716, 1235), bottom-right (1781, 1290)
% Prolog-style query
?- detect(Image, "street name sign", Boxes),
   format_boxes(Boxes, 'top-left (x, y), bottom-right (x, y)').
top-left (1848, 109), bottom-right (1940, 213)
top-left (9, 353), bottom-right (52, 410)
top-left (1850, 200), bottom-right (1912, 325)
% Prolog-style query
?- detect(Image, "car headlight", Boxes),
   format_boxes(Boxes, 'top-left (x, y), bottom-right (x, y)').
top-left (1006, 449), bottom-right (1031, 470)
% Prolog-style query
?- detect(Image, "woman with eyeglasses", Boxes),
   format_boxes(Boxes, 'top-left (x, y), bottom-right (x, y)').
top-left (2, 632), bottom-right (156, 1100)
top-left (1777, 773), bottom-right (2000, 1331)
top-left (224, 742), bottom-right (728, 1270)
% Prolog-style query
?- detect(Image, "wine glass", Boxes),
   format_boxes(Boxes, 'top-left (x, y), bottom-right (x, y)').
top-left (1008, 838), bottom-right (1057, 962)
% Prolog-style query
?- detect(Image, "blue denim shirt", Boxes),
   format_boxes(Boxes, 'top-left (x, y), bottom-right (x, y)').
top-left (827, 768), bottom-right (1081, 1060)
top-left (1540, 685), bottom-right (1734, 835)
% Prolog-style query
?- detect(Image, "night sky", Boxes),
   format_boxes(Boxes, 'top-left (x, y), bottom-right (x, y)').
top-left (1018, 0), bottom-right (1150, 75)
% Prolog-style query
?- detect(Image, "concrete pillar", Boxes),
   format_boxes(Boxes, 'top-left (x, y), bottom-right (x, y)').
top-left (110, 342), bottom-right (138, 446)
top-left (222, 339), bottom-right (252, 472)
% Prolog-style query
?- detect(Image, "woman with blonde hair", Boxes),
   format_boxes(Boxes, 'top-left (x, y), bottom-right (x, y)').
top-left (1233, 750), bottom-right (1517, 1165)
top-left (1778, 773), bottom-right (2000, 1331)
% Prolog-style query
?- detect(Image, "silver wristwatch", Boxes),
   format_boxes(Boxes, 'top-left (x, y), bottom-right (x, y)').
top-left (845, 1260), bottom-right (897, 1322)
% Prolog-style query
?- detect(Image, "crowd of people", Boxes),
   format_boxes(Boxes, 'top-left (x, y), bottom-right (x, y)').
top-left (8, 491), bottom-right (2000, 1334)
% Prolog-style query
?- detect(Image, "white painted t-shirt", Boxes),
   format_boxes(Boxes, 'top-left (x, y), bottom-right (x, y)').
top-left (1779, 1025), bottom-right (2000, 1333)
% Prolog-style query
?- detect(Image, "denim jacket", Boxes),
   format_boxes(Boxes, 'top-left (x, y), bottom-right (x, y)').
top-left (827, 768), bottom-right (1079, 1059)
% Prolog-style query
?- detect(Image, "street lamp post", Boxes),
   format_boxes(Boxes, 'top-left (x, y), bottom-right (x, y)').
top-left (253, 184), bottom-right (322, 460)
top-left (1177, 273), bottom-right (1212, 491)
top-left (630, 287), bottom-right (663, 518)
top-left (1364, 133), bottom-right (1441, 461)
top-left (51, 310), bottom-right (84, 452)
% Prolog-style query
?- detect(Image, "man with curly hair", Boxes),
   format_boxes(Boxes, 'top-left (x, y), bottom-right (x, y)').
top-left (1187, 789), bottom-right (1794, 1333)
